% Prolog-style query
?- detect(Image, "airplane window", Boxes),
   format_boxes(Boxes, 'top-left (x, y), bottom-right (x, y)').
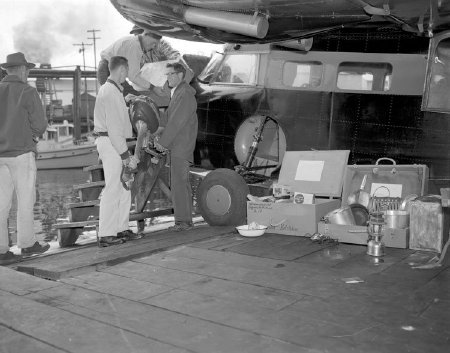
top-left (337, 62), bottom-right (392, 91)
top-left (283, 62), bottom-right (322, 88)
top-left (198, 51), bottom-right (224, 83)
top-left (212, 54), bottom-right (258, 85)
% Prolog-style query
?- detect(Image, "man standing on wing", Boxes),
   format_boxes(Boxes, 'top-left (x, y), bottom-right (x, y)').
top-left (154, 63), bottom-right (198, 231)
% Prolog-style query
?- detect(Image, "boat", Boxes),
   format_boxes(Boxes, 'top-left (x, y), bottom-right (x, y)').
top-left (36, 120), bottom-right (98, 169)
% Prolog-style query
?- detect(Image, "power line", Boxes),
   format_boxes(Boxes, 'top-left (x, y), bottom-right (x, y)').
top-left (73, 42), bottom-right (93, 71)
top-left (87, 29), bottom-right (101, 93)
top-left (73, 42), bottom-right (93, 132)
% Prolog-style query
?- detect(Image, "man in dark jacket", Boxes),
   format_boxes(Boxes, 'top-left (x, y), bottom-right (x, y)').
top-left (155, 62), bottom-right (198, 231)
top-left (0, 52), bottom-right (49, 265)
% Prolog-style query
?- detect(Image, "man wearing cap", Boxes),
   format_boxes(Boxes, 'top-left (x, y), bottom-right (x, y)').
top-left (97, 29), bottom-right (193, 107)
top-left (0, 52), bottom-right (50, 265)
top-left (97, 31), bottom-right (180, 94)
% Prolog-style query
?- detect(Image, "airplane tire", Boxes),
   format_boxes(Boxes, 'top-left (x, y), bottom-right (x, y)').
top-left (197, 168), bottom-right (249, 226)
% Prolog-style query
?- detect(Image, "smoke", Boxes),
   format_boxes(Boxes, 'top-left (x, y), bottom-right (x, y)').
top-left (13, 10), bottom-right (58, 64)
top-left (11, 0), bottom-right (128, 67)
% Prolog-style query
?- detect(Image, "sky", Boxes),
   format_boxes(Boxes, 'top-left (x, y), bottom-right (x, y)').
top-left (0, 0), bottom-right (222, 69)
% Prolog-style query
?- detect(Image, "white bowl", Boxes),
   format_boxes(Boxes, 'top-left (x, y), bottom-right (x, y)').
top-left (236, 225), bottom-right (267, 237)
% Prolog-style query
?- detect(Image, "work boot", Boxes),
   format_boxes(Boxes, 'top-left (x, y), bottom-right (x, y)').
top-left (117, 229), bottom-right (142, 240)
top-left (168, 222), bottom-right (194, 232)
top-left (0, 251), bottom-right (22, 265)
top-left (98, 236), bottom-right (125, 247)
top-left (21, 242), bottom-right (50, 256)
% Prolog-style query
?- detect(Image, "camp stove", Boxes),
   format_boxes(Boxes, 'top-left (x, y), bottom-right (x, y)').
top-left (367, 211), bottom-right (385, 257)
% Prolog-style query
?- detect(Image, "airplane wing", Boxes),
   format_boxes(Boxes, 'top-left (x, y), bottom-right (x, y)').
top-left (110, 0), bottom-right (450, 43)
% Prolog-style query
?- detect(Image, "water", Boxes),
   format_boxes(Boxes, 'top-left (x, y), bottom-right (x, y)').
top-left (7, 168), bottom-right (203, 247)
top-left (8, 169), bottom-right (89, 244)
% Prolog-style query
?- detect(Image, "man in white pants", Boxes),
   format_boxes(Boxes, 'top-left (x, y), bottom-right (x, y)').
top-left (0, 52), bottom-right (50, 265)
top-left (94, 56), bottom-right (140, 247)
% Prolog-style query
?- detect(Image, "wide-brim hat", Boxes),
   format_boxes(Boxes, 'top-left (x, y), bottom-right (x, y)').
top-left (1, 52), bottom-right (35, 69)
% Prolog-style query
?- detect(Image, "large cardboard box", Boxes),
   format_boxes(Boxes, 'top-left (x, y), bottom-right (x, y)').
top-left (317, 222), bottom-right (409, 248)
top-left (248, 200), bottom-right (340, 236)
top-left (247, 150), bottom-right (349, 236)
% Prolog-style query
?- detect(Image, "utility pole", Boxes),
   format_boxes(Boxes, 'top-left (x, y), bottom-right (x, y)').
top-left (73, 42), bottom-right (93, 133)
top-left (87, 29), bottom-right (101, 93)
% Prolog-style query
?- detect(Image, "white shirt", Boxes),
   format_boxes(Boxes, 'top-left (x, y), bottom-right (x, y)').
top-left (100, 36), bottom-right (149, 91)
top-left (94, 81), bottom-right (132, 156)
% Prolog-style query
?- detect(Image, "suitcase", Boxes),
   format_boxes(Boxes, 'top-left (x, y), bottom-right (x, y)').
top-left (318, 157), bottom-right (429, 248)
top-left (341, 157), bottom-right (429, 207)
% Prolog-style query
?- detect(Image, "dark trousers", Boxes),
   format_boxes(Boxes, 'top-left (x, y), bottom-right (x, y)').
top-left (170, 156), bottom-right (193, 224)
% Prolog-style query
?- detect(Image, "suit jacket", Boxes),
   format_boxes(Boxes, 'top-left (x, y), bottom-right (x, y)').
top-left (0, 75), bottom-right (47, 157)
top-left (159, 81), bottom-right (198, 162)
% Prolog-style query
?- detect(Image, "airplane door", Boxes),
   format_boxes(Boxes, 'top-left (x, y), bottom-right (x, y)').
top-left (422, 31), bottom-right (450, 113)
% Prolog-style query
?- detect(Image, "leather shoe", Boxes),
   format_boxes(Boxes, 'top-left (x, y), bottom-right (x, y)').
top-left (168, 223), bottom-right (194, 232)
top-left (99, 236), bottom-right (125, 247)
top-left (0, 251), bottom-right (22, 265)
top-left (117, 229), bottom-right (143, 240)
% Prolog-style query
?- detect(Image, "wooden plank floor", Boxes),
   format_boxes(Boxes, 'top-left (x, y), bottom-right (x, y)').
top-left (11, 225), bottom-right (234, 280)
top-left (1, 231), bottom-right (449, 353)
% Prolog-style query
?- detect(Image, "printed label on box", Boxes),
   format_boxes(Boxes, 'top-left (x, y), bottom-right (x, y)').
top-left (272, 183), bottom-right (291, 197)
top-left (294, 192), bottom-right (315, 204)
top-left (370, 183), bottom-right (403, 197)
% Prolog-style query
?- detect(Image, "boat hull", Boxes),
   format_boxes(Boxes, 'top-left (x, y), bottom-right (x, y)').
top-left (36, 144), bottom-right (98, 169)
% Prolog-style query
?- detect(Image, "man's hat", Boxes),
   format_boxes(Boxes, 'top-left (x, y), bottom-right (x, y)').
top-left (1, 52), bottom-right (35, 69)
top-left (130, 25), bottom-right (144, 35)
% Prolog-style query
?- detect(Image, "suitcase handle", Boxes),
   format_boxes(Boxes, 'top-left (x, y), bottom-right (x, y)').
top-left (374, 158), bottom-right (397, 174)
top-left (375, 157), bottom-right (396, 165)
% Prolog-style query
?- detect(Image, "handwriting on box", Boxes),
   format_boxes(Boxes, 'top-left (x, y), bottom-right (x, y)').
top-left (248, 202), bottom-right (274, 213)
top-left (268, 222), bottom-right (298, 232)
top-left (247, 203), bottom-right (298, 232)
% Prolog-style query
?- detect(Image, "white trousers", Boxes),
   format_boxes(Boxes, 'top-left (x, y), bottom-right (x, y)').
top-left (0, 152), bottom-right (38, 253)
top-left (96, 137), bottom-right (131, 237)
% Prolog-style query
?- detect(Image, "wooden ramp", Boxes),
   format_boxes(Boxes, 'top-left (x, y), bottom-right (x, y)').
top-left (13, 226), bottom-right (234, 280)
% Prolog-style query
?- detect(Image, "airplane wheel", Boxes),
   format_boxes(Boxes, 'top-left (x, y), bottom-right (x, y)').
top-left (197, 168), bottom-right (249, 226)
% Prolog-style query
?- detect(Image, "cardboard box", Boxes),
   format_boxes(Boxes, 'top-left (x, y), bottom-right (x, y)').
top-left (247, 150), bottom-right (349, 236)
top-left (317, 222), bottom-right (409, 248)
top-left (248, 199), bottom-right (340, 236)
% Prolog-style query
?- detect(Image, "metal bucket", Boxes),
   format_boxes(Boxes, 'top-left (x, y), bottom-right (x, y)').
top-left (383, 210), bottom-right (410, 229)
top-left (324, 207), bottom-right (356, 225)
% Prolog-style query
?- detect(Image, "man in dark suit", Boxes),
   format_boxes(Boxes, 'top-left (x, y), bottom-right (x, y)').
top-left (155, 63), bottom-right (198, 231)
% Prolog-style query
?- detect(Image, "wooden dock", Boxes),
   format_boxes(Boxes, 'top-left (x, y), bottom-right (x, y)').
top-left (11, 225), bottom-right (233, 280)
top-left (1, 228), bottom-right (449, 353)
